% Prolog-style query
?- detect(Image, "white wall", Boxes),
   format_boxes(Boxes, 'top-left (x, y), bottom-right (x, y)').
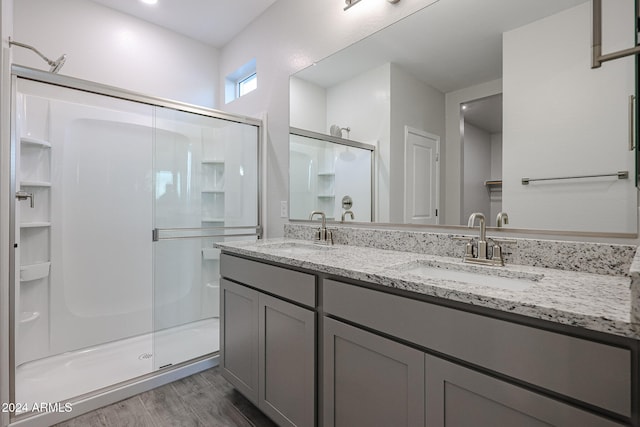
top-left (327, 63), bottom-right (390, 221)
top-left (13, 0), bottom-right (219, 108)
top-left (390, 64), bottom-right (445, 223)
top-left (218, 0), bottom-right (439, 236)
top-left (290, 76), bottom-right (326, 133)
top-left (490, 133), bottom-right (502, 181)
top-left (502, 2), bottom-right (636, 233)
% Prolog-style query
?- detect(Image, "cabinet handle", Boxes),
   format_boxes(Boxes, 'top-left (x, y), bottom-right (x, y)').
top-left (630, 94), bottom-right (636, 151)
top-left (15, 191), bottom-right (34, 208)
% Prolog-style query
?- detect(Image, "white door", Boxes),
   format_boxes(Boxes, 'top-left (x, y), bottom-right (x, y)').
top-left (404, 127), bottom-right (439, 224)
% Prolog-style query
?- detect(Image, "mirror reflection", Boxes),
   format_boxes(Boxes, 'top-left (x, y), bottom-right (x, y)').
top-left (289, 0), bottom-right (637, 234)
top-left (290, 128), bottom-right (374, 222)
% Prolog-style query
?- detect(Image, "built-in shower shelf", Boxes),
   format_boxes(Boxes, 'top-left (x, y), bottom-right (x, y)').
top-left (21, 136), bottom-right (51, 148)
top-left (20, 181), bottom-right (51, 188)
top-left (202, 248), bottom-right (220, 260)
top-left (317, 195), bottom-right (335, 198)
top-left (202, 189), bottom-right (224, 193)
top-left (202, 218), bottom-right (225, 223)
top-left (317, 172), bottom-right (335, 176)
top-left (20, 262), bottom-right (51, 282)
top-left (20, 222), bottom-right (51, 228)
top-left (201, 159), bottom-right (225, 164)
top-left (19, 311), bottom-right (41, 324)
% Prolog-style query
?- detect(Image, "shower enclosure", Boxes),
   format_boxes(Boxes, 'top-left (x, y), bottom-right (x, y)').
top-left (289, 127), bottom-right (374, 221)
top-left (9, 66), bottom-right (261, 423)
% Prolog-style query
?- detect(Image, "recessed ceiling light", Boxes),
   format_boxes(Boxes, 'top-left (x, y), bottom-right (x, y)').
top-left (140, 0), bottom-right (158, 5)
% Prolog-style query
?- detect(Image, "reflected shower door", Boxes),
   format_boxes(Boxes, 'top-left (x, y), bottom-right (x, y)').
top-left (152, 107), bottom-right (260, 370)
top-left (289, 131), bottom-right (374, 221)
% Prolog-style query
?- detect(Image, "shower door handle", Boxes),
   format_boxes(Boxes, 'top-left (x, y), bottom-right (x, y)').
top-left (15, 191), bottom-right (34, 208)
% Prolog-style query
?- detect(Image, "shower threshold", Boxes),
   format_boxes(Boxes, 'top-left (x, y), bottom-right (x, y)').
top-left (15, 317), bottom-right (219, 411)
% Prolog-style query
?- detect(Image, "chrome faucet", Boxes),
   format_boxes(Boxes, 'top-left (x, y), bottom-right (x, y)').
top-left (341, 210), bottom-right (354, 222)
top-left (467, 212), bottom-right (488, 259)
top-left (309, 211), bottom-right (333, 245)
top-left (461, 212), bottom-right (514, 266)
top-left (496, 211), bottom-right (509, 228)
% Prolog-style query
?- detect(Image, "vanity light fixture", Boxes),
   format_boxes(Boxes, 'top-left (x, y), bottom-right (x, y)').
top-left (345, 0), bottom-right (399, 11)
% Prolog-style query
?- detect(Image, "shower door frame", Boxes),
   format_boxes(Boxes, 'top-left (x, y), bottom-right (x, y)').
top-left (5, 65), bottom-right (263, 425)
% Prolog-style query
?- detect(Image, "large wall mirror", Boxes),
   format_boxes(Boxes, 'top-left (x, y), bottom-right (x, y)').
top-left (289, 0), bottom-right (638, 235)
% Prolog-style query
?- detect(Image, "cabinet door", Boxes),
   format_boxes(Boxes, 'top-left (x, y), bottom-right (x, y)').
top-left (220, 279), bottom-right (259, 404)
top-left (323, 317), bottom-right (424, 427)
top-left (425, 355), bottom-right (624, 427)
top-left (259, 293), bottom-right (315, 427)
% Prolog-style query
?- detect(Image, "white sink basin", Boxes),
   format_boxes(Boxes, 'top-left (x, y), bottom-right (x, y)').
top-left (392, 260), bottom-right (542, 291)
top-left (260, 241), bottom-right (335, 254)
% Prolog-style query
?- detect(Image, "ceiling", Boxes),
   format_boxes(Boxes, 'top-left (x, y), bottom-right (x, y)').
top-left (89, 0), bottom-right (278, 48)
top-left (296, 0), bottom-right (588, 93)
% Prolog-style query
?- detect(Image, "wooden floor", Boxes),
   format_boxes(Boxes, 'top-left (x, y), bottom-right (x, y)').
top-left (54, 367), bottom-right (277, 427)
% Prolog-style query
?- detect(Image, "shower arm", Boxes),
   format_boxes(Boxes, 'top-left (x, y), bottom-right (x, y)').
top-left (8, 38), bottom-right (66, 73)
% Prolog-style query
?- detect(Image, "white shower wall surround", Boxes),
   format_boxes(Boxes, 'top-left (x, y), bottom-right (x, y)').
top-left (12, 73), bottom-right (261, 421)
top-left (16, 83), bottom-right (155, 365)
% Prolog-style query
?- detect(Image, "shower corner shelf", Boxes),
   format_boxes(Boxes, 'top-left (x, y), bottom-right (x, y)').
top-left (20, 262), bottom-right (51, 282)
top-left (21, 136), bottom-right (51, 148)
top-left (20, 181), bottom-right (51, 188)
top-left (317, 171), bottom-right (335, 176)
top-left (317, 194), bottom-right (335, 198)
top-left (202, 189), bottom-right (225, 193)
top-left (202, 218), bottom-right (225, 223)
top-left (20, 222), bottom-right (52, 228)
top-left (202, 159), bottom-right (225, 164)
top-left (202, 248), bottom-right (221, 260)
top-left (20, 311), bottom-right (41, 324)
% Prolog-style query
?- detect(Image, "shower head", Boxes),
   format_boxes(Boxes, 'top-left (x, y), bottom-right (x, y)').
top-left (49, 54), bottom-right (67, 74)
top-left (9, 38), bottom-right (67, 74)
top-left (329, 124), bottom-right (351, 139)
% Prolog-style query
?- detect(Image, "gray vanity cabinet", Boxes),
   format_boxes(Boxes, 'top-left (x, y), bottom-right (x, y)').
top-left (323, 278), bottom-right (632, 426)
top-left (323, 317), bottom-right (425, 427)
top-left (425, 355), bottom-right (624, 427)
top-left (220, 278), bottom-right (260, 403)
top-left (220, 254), bottom-right (316, 427)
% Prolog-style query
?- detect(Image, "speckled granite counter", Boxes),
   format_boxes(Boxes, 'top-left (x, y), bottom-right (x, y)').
top-left (216, 238), bottom-right (640, 340)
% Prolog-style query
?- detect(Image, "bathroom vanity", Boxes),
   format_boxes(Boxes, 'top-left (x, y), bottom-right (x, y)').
top-left (217, 234), bottom-right (639, 427)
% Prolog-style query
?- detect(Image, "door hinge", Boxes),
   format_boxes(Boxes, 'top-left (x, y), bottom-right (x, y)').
top-left (435, 209), bottom-right (438, 217)
top-left (152, 228), bottom-right (159, 242)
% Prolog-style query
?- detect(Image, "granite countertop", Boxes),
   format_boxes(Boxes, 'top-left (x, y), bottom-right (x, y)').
top-left (215, 238), bottom-right (640, 340)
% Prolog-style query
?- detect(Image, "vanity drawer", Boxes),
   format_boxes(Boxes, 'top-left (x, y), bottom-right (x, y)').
top-left (323, 279), bottom-right (632, 417)
top-left (220, 253), bottom-right (316, 307)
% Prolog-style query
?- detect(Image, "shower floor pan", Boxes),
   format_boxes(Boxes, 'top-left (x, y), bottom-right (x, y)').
top-left (15, 317), bottom-right (219, 410)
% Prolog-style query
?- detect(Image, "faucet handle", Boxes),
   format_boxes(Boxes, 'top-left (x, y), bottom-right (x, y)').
top-left (454, 236), bottom-right (477, 260)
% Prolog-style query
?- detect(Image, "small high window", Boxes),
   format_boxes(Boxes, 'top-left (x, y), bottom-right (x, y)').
top-left (238, 73), bottom-right (257, 97)
top-left (225, 59), bottom-right (257, 104)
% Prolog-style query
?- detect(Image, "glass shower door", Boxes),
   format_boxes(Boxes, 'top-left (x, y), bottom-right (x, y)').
top-left (13, 78), bottom-right (155, 409)
top-left (152, 107), bottom-right (260, 370)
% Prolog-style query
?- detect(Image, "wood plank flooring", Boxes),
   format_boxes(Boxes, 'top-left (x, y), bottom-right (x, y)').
top-left (53, 367), bottom-right (277, 427)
